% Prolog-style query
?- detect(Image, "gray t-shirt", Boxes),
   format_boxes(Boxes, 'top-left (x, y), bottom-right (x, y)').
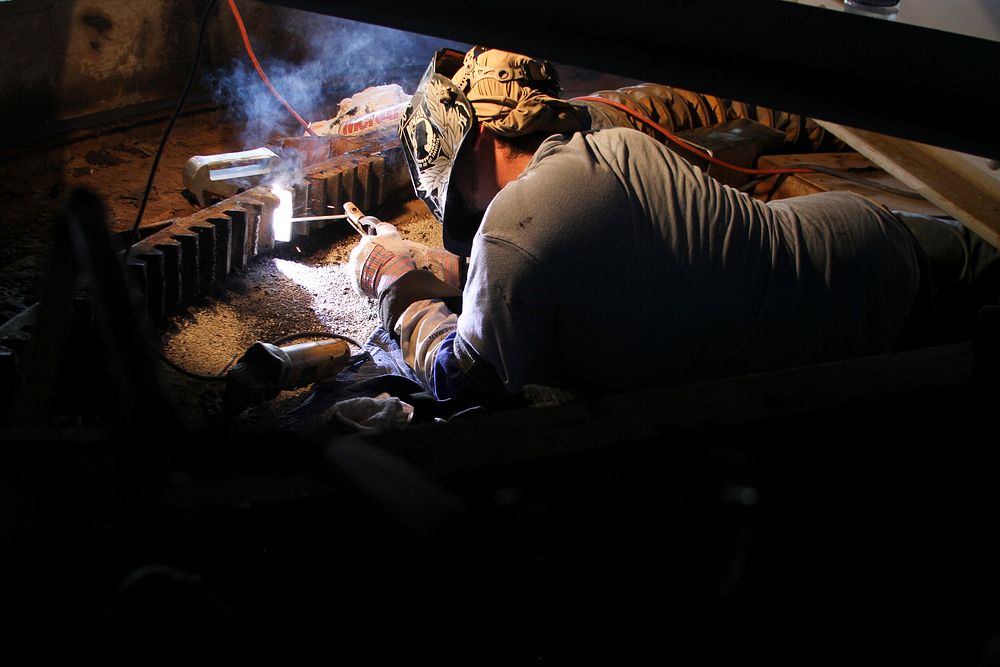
top-left (455, 127), bottom-right (922, 394)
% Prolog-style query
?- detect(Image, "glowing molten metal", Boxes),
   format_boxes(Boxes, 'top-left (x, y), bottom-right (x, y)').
top-left (272, 184), bottom-right (294, 242)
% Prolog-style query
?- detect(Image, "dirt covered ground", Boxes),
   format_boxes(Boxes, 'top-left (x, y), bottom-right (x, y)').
top-left (157, 196), bottom-right (440, 433)
top-left (0, 104), bottom-right (441, 432)
top-left (0, 107), bottom-right (241, 320)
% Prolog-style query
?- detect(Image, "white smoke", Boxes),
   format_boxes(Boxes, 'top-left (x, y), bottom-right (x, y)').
top-left (204, 6), bottom-right (468, 150)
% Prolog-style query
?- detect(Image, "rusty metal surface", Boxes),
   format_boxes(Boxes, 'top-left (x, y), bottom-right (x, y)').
top-left (0, 129), bottom-right (412, 397)
top-left (122, 129), bottom-right (408, 325)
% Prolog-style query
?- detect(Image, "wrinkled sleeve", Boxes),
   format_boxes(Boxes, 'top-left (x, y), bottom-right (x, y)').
top-left (395, 298), bottom-right (458, 386)
top-left (394, 298), bottom-right (525, 405)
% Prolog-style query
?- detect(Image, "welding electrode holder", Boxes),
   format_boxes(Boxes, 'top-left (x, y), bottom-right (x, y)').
top-left (222, 338), bottom-right (352, 415)
top-left (344, 201), bottom-right (377, 235)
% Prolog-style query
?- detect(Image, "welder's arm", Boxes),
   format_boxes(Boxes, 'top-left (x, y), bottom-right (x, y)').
top-left (348, 223), bottom-right (505, 403)
top-left (403, 240), bottom-right (464, 289)
top-left (379, 237), bottom-right (552, 406)
top-left (347, 221), bottom-right (416, 298)
top-left (378, 270), bottom-right (504, 402)
top-left (347, 223), bottom-right (464, 295)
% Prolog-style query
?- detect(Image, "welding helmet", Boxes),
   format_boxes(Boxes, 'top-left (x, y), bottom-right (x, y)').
top-left (399, 48), bottom-right (476, 254)
top-left (400, 46), bottom-right (585, 256)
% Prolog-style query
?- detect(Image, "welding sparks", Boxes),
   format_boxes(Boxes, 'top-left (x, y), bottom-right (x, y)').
top-left (272, 184), bottom-right (294, 242)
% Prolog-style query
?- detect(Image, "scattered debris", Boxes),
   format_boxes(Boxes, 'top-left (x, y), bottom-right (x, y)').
top-left (117, 141), bottom-right (155, 157)
top-left (85, 149), bottom-right (122, 167)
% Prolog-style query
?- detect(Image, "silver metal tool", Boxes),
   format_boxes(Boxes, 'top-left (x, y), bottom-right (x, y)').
top-left (343, 201), bottom-right (375, 235)
top-left (183, 147), bottom-right (282, 207)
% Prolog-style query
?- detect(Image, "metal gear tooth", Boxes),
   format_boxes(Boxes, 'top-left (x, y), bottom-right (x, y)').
top-left (339, 162), bottom-right (357, 210)
top-left (206, 216), bottom-right (233, 279)
top-left (170, 231), bottom-right (200, 302)
top-left (134, 248), bottom-right (166, 325)
top-left (325, 170), bottom-right (343, 216)
top-left (307, 174), bottom-right (327, 218)
top-left (244, 202), bottom-right (261, 258)
top-left (224, 207), bottom-right (250, 270)
top-left (189, 223), bottom-right (217, 292)
top-left (153, 238), bottom-right (183, 313)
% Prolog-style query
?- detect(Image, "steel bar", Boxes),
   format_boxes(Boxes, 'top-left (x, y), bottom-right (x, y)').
top-left (289, 214), bottom-right (349, 222)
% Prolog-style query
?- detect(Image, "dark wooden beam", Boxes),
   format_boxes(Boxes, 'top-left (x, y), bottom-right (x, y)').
top-left (262, 0), bottom-right (1000, 159)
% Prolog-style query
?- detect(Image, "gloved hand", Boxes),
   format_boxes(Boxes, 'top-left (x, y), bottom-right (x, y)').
top-left (403, 240), bottom-right (463, 289)
top-left (348, 219), bottom-right (417, 298)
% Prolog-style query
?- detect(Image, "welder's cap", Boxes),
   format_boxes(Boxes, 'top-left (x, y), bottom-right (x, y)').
top-left (399, 47), bottom-right (584, 254)
top-left (453, 46), bottom-right (584, 138)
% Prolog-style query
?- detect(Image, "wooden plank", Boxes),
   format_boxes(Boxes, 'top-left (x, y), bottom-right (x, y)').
top-left (814, 122), bottom-right (1000, 249)
top-left (754, 152), bottom-right (948, 217)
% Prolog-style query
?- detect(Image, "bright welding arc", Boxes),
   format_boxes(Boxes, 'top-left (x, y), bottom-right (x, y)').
top-left (272, 184), bottom-right (294, 242)
top-left (288, 214), bottom-right (349, 222)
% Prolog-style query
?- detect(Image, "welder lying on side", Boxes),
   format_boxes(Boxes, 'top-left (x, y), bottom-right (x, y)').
top-left (347, 46), bottom-right (1000, 411)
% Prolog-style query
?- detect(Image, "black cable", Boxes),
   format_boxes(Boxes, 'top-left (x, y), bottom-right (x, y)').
top-left (761, 173), bottom-right (790, 203)
top-left (122, 0), bottom-right (223, 383)
top-left (737, 175), bottom-right (772, 194)
top-left (122, 0), bottom-right (219, 267)
top-left (218, 352), bottom-right (242, 376)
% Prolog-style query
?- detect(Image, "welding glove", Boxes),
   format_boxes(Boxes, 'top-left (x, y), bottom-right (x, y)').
top-left (403, 241), bottom-right (463, 289)
top-left (348, 220), bottom-right (417, 298)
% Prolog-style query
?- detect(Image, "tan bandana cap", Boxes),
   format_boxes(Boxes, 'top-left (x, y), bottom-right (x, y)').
top-left (451, 46), bottom-right (586, 137)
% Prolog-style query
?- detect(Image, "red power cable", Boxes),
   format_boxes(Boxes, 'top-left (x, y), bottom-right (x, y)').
top-left (574, 96), bottom-right (815, 176)
top-left (227, 0), bottom-right (318, 136)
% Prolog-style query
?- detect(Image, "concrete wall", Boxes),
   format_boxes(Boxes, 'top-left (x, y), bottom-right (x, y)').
top-left (1, 1), bottom-right (224, 129)
top-left (0, 0), bottom-right (454, 142)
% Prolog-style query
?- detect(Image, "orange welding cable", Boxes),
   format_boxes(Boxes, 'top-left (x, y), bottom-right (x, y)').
top-left (227, 0), bottom-right (318, 136)
top-left (574, 96), bottom-right (815, 176)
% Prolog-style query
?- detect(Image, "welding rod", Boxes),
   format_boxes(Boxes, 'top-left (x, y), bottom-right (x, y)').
top-left (289, 213), bottom-right (370, 236)
top-left (288, 204), bottom-right (370, 236)
top-left (290, 214), bottom-right (349, 222)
